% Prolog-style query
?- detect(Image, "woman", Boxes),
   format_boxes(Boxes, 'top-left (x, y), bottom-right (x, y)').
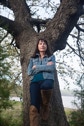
top-left (27, 38), bottom-right (56, 126)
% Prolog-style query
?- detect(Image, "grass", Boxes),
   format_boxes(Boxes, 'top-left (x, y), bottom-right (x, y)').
top-left (0, 101), bottom-right (75, 126)
top-left (64, 108), bottom-right (76, 122)
top-left (0, 101), bottom-right (23, 126)
top-left (65, 108), bottom-right (73, 115)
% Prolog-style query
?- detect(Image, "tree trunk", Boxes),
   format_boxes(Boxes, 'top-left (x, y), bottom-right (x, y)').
top-left (40, 71), bottom-right (69, 126)
top-left (18, 29), bottom-right (69, 126)
top-left (17, 31), bottom-right (38, 126)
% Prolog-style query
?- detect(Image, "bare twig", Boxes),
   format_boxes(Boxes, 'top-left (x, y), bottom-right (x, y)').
top-left (0, 32), bottom-right (8, 43)
top-left (75, 24), bottom-right (84, 32)
top-left (66, 42), bottom-right (84, 64)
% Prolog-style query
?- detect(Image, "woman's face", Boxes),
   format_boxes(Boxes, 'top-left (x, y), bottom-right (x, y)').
top-left (38, 40), bottom-right (47, 52)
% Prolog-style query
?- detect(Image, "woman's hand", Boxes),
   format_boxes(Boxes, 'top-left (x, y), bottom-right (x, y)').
top-left (32, 65), bottom-right (36, 69)
top-left (47, 61), bottom-right (54, 65)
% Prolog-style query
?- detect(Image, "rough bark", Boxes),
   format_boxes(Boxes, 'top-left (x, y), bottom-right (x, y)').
top-left (39, 0), bottom-right (83, 52)
top-left (19, 33), bottom-right (38, 126)
top-left (0, 0), bottom-right (83, 126)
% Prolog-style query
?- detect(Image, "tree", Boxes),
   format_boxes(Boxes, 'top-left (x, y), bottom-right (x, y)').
top-left (0, 43), bottom-right (11, 110)
top-left (0, 0), bottom-right (84, 126)
top-left (69, 73), bottom-right (84, 126)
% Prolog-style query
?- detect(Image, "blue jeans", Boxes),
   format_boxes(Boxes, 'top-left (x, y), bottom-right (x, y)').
top-left (30, 79), bottom-right (54, 112)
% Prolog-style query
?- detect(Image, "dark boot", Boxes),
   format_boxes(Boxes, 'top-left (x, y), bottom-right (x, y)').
top-left (41, 89), bottom-right (52, 121)
top-left (29, 105), bottom-right (39, 126)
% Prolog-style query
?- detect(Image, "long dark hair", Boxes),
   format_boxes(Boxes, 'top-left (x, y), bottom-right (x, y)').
top-left (31, 38), bottom-right (51, 58)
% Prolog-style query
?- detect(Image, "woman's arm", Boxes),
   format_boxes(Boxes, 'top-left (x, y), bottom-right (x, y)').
top-left (36, 64), bottom-right (55, 72)
top-left (27, 58), bottom-right (36, 75)
top-left (33, 55), bottom-right (56, 73)
top-left (27, 55), bottom-right (56, 75)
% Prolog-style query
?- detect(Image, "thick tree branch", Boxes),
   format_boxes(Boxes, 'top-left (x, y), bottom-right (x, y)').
top-left (30, 18), bottom-right (50, 32)
top-left (7, 0), bottom-right (36, 36)
top-left (0, 0), bottom-right (11, 9)
top-left (39, 0), bottom-right (84, 52)
top-left (0, 15), bottom-right (22, 36)
top-left (0, 0), bottom-right (31, 20)
top-left (9, 0), bottom-right (31, 23)
top-left (30, 18), bottom-right (49, 26)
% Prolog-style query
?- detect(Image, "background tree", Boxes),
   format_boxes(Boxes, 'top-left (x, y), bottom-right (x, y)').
top-left (0, 0), bottom-right (84, 126)
top-left (69, 73), bottom-right (84, 126)
top-left (0, 43), bottom-right (11, 111)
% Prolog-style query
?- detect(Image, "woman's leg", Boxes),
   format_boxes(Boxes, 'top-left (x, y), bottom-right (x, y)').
top-left (29, 82), bottom-right (41, 126)
top-left (40, 79), bottom-right (54, 120)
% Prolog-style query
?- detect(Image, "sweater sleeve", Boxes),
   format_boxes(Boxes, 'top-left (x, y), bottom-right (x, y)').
top-left (27, 55), bottom-right (56, 75)
top-left (34, 55), bottom-right (56, 73)
top-left (36, 64), bottom-right (55, 72)
top-left (27, 58), bottom-right (36, 75)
